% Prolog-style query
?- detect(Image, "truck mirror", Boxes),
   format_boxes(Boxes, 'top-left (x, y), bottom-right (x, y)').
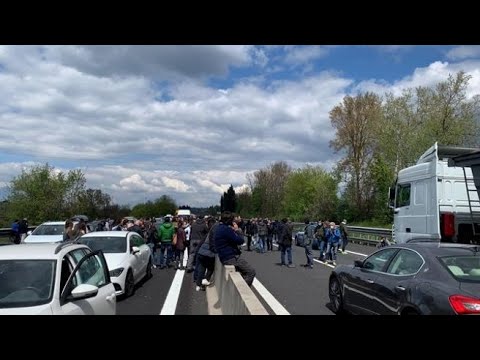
top-left (388, 187), bottom-right (396, 208)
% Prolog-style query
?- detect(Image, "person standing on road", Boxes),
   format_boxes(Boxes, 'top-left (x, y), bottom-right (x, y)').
top-left (19, 218), bottom-right (28, 243)
top-left (187, 216), bottom-right (209, 274)
top-left (303, 219), bottom-right (316, 269)
top-left (214, 211), bottom-right (256, 287)
top-left (339, 219), bottom-right (349, 253)
top-left (277, 218), bottom-right (294, 267)
top-left (325, 222), bottom-right (341, 266)
top-left (196, 217), bottom-right (218, 291)
top-left (174, 220), bottom-right (186, 270)
top-left (156, 216), bottom-right (176, 269)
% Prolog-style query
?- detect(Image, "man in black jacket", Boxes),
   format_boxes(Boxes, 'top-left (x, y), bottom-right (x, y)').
top-left (277, 218), bottom-right (294, 267)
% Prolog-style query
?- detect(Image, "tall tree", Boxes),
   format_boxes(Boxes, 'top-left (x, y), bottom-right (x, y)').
top-left (330, 92), bottom-right (383, 218)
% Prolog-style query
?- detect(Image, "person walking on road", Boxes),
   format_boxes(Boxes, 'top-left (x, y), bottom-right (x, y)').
top-left (325, 222), bottom-right (341, 266)
top-left (339, 219), bottom-right (349, 253)
top-left (156, 216), bottom-right (176, 269)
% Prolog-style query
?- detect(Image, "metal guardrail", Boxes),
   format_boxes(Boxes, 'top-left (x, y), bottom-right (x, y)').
top-left (347, 226), bottom-right (393, 247)
top-left (291, 223), bottom-right (393, 247)
top-left (0, 226), bottom-right (37, 239)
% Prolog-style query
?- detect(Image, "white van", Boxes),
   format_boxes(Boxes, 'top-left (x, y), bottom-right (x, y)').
top-left (389, 143), bottom-right (480, 244)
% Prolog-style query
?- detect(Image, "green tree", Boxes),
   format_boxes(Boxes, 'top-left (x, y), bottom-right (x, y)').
top-left (330, 92), bottom-right (384, 218)
top-left (5, 163), bottom-right (87, 224)
top-left (282, 166), bottom-right (339, 221)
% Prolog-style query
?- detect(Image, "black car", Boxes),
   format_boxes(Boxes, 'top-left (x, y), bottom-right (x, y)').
top-left (329, 242), bottom-right (480, 315)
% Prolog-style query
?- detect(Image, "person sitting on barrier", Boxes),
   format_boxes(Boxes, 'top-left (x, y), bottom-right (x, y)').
top-left (214, 211), bottom-right (256, 287)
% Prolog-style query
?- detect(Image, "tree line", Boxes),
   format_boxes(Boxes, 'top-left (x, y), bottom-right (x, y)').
top-left (232, 71), bottom-right (480, 225)
top-left (0, 163), bottom-right (178, 227)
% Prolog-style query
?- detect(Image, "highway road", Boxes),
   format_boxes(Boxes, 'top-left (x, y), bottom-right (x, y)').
top-left (117, 243), bottom-right (377, 315)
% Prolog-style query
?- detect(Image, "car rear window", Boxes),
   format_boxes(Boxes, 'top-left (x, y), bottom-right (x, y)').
top-left (32, 225), bottom-right (64, 236)
top-left (439, 256), bottom-right (480, 282)
top-left (79, 236), bottom-right (127, 253)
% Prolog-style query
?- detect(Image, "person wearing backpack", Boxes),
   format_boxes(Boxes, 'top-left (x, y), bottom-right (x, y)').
top-left (303, 219), bottom-right (316, 269)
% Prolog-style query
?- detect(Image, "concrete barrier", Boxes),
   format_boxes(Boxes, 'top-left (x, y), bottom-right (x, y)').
top-left (209, 256), bottom-right (268, 315)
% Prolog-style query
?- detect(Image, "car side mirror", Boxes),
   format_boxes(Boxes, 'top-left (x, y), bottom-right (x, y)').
top-left (354, 260), bottom-right (363, 268)
top-left (27, 231), bottom-right (32, 235)
top-left (132, 246), bottom-right (140, 255)
top-left (70, 284), bottom-right (99, 300)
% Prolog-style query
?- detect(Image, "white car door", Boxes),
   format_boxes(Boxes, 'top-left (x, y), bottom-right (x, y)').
top-left (60, 250), bottom-right (116, 315)
top-left (130, 234), bottom-right (149, 280)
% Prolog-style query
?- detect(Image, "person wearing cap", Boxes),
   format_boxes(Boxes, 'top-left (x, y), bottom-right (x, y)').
top-left (339, 219), bottom-right (349, 253)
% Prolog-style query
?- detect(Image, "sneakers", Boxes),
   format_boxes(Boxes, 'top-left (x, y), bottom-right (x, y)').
top-left (287, 264), bottom-right (295, 268)
top-left (332, 261), bottom-right (336, 266)
top-left (152, 264), bottom-right (157, 269)
top-left (201, 279), bottom-right (211, 286)
top-left (196, 286), bottom-right (201, 291)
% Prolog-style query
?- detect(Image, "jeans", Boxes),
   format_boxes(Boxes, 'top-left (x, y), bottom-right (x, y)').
top-left (326, 242), bottom-right (338, 262)
top-left (157, 243), bottom-right (173, 268)
top-left (319, 240), bottom-right (327, 261)
top-left (196, 254), bottom-right (215, 287)
top-left (266, 236), bottom-right (273, 251)
top-left (280, 244), bottom-right (293, 265)
top-left (187, 240), bottom-right (201, 271)
top-left (147, 243), bottom-right (156, 265)
top-left (341, 236), bottom-right (349, 252)
top-left (304, 244), bottom-right (313, 266)
top-left (258, 235), bottom-right (266, 253)
top-left (223, 256), bottom-right (256, 287)
top-left (175, 248), bottom-right (184, 268)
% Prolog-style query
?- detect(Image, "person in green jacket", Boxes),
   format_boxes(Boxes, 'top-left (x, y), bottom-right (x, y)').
top-left (157, 217), bottom-right (176, 269)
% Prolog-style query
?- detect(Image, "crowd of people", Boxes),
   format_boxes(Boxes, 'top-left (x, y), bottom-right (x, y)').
top-left (10, 212), bottom-right (357, 291)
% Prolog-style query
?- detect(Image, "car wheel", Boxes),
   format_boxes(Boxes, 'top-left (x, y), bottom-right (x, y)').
top-left (329, 277), bottom-right (344, 314)
top-left (145, 259), bottom-right (153, 280)
top-left (124, 270), bottom-right (135, 298)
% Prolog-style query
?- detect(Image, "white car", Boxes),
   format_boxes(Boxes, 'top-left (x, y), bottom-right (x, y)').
top-left (24, 221), bottom-right (67, 243)
top-left (0, 242), bottom-right (116, 314)
top-left (79, 231), bottom-right (152, 297)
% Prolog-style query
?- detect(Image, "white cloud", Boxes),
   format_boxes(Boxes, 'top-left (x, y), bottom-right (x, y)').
top-left (355, 60), bottom-right (480, 99)
top-left (2, 46), bottom-right (480, 207)
top-left (284, 46), bottom-right (329, 66)
top-left (446, 46), bottom-right (480, 60)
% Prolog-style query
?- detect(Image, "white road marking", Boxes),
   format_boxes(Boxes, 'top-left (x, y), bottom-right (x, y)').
top-left (252, 278), bottom-right (290, 315)
top-left (313, 258), bottom-right (335, 268)
top-left (343, 250), bottom-right (368, 257)
top-left (159, 248), bottom-right (188, 315)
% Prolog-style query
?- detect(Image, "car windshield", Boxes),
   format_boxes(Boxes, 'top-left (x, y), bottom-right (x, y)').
top-left (0, 260), bottom-right (56, 308)
top-left (79, 236), bottom-right (127, 253)
top-left (32, 224), bottom-right (64, 236)
top-left (439, 255), bottom-right (480, 282)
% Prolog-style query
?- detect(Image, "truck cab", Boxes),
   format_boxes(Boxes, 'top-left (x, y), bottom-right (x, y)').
top-left (389, 143), bottom-right (480, 244)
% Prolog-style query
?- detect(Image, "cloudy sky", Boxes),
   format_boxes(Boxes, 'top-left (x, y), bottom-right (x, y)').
top-left (1, 45), bottom-right (480, 207)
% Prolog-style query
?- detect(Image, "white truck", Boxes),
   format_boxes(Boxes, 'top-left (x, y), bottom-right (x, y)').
top-left (389, 142), bottom-right (480, 244)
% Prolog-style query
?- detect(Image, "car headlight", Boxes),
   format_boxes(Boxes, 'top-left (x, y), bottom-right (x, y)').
top-left (109, 268), bottom-right (124, 277)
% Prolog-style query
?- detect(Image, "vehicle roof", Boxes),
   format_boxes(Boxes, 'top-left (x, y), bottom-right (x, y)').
top-left (80, 231), bottom-right (129, 238)
top-left (38, 221), bottom-right (66, 226)
top-left (390, 242), bottom-right (480, 256)
top-left (0, 243), bottom-right (89, 260)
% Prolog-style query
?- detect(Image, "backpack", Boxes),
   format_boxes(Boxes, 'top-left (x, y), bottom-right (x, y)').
top-left (315, 225), bottom-right (325, 239)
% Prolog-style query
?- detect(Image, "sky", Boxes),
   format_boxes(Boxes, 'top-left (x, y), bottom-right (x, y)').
top-left (1, 45), bottom-right (480, 207)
